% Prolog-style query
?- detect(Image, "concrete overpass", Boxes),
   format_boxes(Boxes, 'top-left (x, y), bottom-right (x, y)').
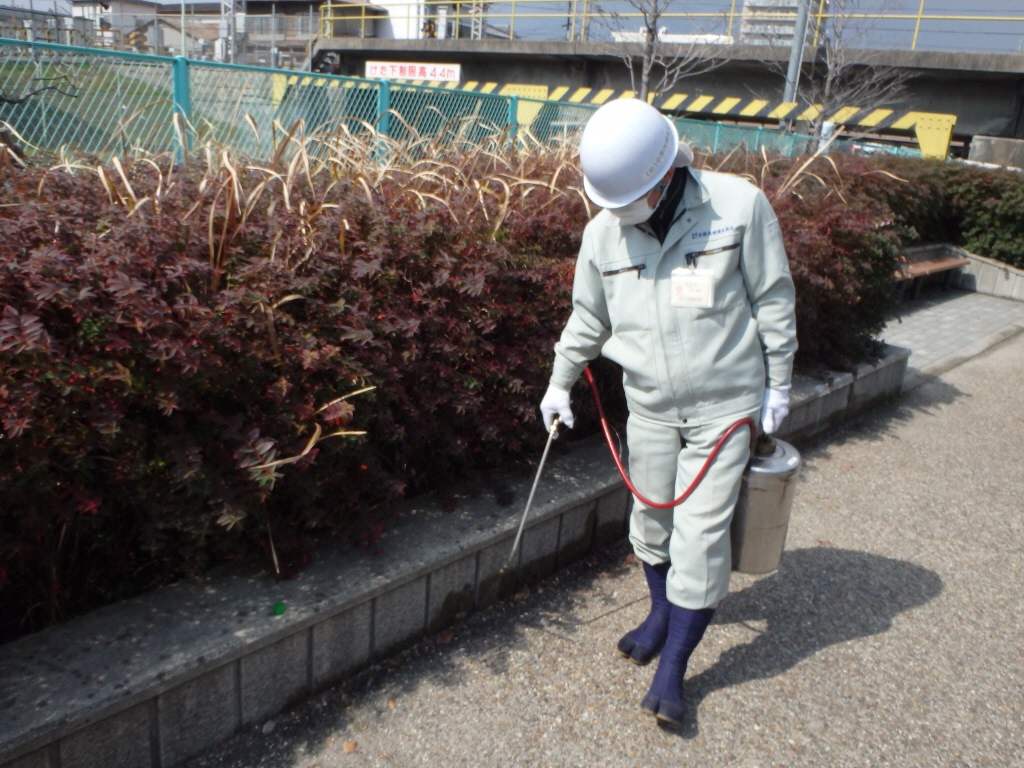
top-left (311, 39), bottom-right (1024, 147)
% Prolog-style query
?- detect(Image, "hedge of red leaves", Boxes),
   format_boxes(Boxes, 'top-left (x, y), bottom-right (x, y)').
top-left (0, 151), bottom-right (593, 640)
top-left (2, 147), bottom-right (1018, 641)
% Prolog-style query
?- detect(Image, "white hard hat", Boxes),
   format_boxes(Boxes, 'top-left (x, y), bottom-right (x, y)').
top-left (580, 98), bottom-right (688, 208)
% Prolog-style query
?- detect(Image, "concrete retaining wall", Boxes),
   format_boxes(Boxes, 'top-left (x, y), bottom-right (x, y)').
top-left (903, 243), bottom-right (1024, 303)
top-left (0, 346), bottom-right (911, 768)
top-left (967, 136), bottom-right (1024, 170)
top-left (956, 249), bottom-right (1024, 302)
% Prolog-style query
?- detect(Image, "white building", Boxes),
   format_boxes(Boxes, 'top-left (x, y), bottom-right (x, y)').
top-left (1, 0), bottom-right (89, 44)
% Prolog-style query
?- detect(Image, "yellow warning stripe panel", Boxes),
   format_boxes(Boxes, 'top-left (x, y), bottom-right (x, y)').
top-left (914, 115), bottom-right (957, 159)
top-left (660, 93), bottom-right (689, 111)
top-left (797, 105), bottom-right (822, 122)
top-left (568, 88), bottom-right (592, 103)
top-left (889, 111), bottom-right (956, 131)
top-left (889, 111), bottom-right (924, 130)
top-left (549, 86), bottom-right (570, 101)
top-left (590, 89), bottom-right (618, 104)
top-left (712, 97), bottom-right (742, 114)
top-left (500, 84), bottom-right (549, 100)
top-left (271, 73), bottom-right (288, 108)
top-left (739, 99), bottom-right (770, 117)
top-left (767, 102), bottom-right (798, 119)
top-left (828, 106), bottom-right (861, 124)
top-left (858, 108), bottom-right (894, 127)
top-left (687, 95), bottom-right (715, 112)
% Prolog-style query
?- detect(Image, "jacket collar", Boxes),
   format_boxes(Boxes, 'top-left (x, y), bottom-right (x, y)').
top-left (682, 167), bottom-right (712, 209)
top-left (592, 168), bottom-right (713, 261)
top-left (653, 168), bottom-right (712, 254)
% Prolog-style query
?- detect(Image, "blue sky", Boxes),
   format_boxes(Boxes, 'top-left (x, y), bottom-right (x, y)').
top-left (495, 0), bottom-right (1024, 54)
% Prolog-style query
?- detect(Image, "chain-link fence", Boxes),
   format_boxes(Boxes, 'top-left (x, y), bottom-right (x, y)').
top-left (0, 42), bottom-right (177, 159)
top-left (1, 39), bottom-right (817, 165)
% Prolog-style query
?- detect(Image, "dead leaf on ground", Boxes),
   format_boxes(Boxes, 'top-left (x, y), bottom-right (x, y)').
top-left (343, 740), bottom-right (358, 753)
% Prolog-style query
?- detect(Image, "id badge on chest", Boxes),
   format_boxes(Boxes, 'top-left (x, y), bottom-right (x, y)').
top-left (671, 267), bottom-right (715, 308)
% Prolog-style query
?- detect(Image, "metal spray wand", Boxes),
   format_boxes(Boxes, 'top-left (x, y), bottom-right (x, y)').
top-left (504, 416), bottom-right (560, 569)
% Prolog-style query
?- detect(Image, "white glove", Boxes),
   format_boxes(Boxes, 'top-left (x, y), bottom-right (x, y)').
top-left (760, 385), bottom-right (791, 435)
top-left (540, 385), bottom-right (574, 434)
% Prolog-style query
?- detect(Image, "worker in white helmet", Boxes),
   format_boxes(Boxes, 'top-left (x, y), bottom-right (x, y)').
top-left (539, 98), bottom-right (797, 724)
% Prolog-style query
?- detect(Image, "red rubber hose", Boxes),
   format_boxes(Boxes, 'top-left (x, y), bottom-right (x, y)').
top-left (583, 367), bottom-right (756, 510)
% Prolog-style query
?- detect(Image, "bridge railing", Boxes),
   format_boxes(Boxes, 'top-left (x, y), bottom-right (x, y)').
top-left (318, 0), bottom-right (1024, 54)
top-left (0, 38), bottom-right (818, 165)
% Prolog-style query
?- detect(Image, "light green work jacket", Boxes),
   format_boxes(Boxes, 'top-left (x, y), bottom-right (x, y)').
top-left (550, 167), bottom-right (798, 427)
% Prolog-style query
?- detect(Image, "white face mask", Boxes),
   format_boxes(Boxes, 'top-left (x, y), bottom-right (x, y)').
top-left (608, 178), bottom-right (670, 225)
top-left (608, 196), bottom-right (657, 225)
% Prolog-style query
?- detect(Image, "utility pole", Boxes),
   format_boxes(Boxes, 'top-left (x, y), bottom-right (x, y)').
top-left (783, 0), bottom-right (811, 104)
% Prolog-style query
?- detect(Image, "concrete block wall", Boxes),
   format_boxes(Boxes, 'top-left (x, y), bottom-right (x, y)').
top-left (0, 348), bottom-right (910, 768)
top-left (956, 248), bottom-right (1024, 302)
top-left (780, 344), bottom-right (909, 445)
top-left (0, 441), bottom-right (629, 768)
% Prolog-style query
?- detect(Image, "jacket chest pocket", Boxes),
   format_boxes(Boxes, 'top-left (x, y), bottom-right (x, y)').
top-left (684, 238), bottom-right (741, 279)
top-left (601, 256), bottom-right (647, 279)
top-left (598, 255), bottom-right (651, 331)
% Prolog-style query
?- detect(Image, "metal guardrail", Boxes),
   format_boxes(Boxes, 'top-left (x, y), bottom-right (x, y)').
top-left (2, 12), bottom-right (322, 71)
top-left (1, 38), bottom-right (819, 165)
top-left (318, 0), bottom-right (1024, 54)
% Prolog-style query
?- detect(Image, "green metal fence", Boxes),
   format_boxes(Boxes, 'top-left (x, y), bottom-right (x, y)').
top-left (1, 38), bottom-right (816, 165)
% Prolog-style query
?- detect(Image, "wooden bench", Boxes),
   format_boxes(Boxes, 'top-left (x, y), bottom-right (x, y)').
top-left (896, 250), bottom-right (971, 300)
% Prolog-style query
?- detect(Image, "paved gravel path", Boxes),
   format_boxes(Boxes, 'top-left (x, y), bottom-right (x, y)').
top-left (184, 328), bottom-right (1024, 768)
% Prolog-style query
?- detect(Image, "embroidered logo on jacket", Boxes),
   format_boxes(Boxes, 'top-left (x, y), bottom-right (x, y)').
top-left (691, 225), bottom-right (736, 240)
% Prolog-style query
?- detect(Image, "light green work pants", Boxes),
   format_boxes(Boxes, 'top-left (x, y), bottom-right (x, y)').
top-left (626, 409), bottom-right (757, 610)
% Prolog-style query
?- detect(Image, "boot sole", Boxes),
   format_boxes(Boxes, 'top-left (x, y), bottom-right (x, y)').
top-left (617, 648), bottom-right (655, 666)
top-left (640, 702), bottom-right (684, 725)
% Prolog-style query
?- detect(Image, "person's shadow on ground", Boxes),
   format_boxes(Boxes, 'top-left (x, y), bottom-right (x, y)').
top-left (665, 546), bottom-right (944, 737)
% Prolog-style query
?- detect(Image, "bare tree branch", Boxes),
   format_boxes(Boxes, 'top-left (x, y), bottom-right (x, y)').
top-left (0, 74), bottom-right (79, 161)
top-left (0, 84), bottom-right (79, 105)
top-left (590, 0), bottom-right (733, 101)
top-left (758, 0), bottom-right (914, 140)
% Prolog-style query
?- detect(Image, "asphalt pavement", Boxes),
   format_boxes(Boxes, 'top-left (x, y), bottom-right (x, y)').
top-left (182, 289), bottom-right (1024, 768)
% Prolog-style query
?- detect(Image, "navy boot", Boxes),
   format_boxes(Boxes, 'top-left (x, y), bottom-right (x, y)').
top-left (617, 561), bottom-right (671, 665)
top-left (640, 605), bottom-right (715, 724)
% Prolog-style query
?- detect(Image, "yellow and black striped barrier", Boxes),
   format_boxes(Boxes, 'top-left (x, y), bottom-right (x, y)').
top-left (273, 74), bottom-right (956, 158)
top-left (461, 82), bottom-right (958, 159)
